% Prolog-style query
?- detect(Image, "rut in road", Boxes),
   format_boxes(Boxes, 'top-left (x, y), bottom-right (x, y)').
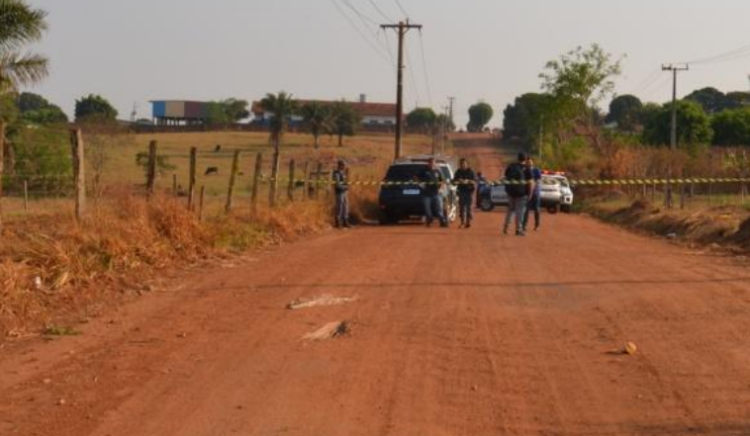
top-left (2, 139), bottom-right (750, 436)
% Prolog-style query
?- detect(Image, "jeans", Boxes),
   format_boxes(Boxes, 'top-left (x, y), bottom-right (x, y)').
top-left (423, 195), bottom-right (447, 226)
top-left (504, 196), bottom-right (528, 233)
top-left (335, 192), bottom-right (349, 225)
top-left (523, 194), bottom-right (541, 229)
top-left (458, 191), bottom-right (474, 224)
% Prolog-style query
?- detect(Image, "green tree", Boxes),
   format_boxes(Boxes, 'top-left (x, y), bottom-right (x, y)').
top-left (0, 0), bottom-right (49, 93)
top-left (685, 87), bottom-right (728, 114)
top-left (502, 93), bottom-right (548, 139)
top-left (406, 107), bottom-right (437, 132)
top-left (540, 44), bottom-right (622, 127)
top-left (605, 94), bottom-right (643, 132)
top-left (17, 92), bottom-right (67, 124)
top-left (260, 91), bottom-right (298, 205)
top-left (642, 100), bottom-right (713, 146)
top-left (467, 102), bottom-right (493, 132)
top-left (18, 91), bottom-right (47, 112)
top-left (725, 91), bottom-right (750, 110)
top-left (711, 108), bottom-right (750, 146)
top-left (205, 101), bottom-right (230, 126)
top-left (435, 113), bottom-right (455, 132)
top-left (331, 101), bottom-right (361, 147)
top-left (75, 94), bottom-right (118, 122)
top-left (222, 98), bottom-right (250, 122)
top-left (300, 102), bottom-right (333, 149)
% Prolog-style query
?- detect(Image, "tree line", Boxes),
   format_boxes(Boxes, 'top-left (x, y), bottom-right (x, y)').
top-left (503, 74), bottom-right (750, 148)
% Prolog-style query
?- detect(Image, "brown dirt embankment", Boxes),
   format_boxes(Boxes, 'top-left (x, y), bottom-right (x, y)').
top-left (585, 197), bottom-right (750, 254)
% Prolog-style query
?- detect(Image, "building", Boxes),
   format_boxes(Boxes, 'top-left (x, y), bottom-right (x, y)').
top-left (251, 95), bottom-right (398, 127)
top-left (150, 100), bottom-right (208, 126)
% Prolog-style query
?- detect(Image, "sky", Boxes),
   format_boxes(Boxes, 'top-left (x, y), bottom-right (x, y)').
top-left (24, 0), bottom-right (750, 128)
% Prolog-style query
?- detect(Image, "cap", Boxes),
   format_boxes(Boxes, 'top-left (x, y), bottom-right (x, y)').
top-left (518, 152), bottom-right (528, 162)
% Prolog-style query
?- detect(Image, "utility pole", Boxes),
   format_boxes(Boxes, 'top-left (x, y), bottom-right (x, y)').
top-left (448, 97), bottom-right (456, 130)
top-left (382, 20), bottom-right (423, 161)
top-left (662, 64), bottom-right (689, 150)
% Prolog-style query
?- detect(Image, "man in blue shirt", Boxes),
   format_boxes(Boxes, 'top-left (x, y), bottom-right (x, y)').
top-left (523, 159), bottom-right (542, 232)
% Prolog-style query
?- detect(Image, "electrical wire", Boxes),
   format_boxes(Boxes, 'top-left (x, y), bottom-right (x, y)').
top-left (339, 0), bottom-right (379, 26)
top-left (687, 42), bottom-right (750, 66)
top-left (394, 0), bottom-right (410, 19)
top-left (628, 69), bottom-right (661, 96)
top-left (404, 41), bottom-right (422, 107)
top-left (417, 30), bottom-right (434, 108)
top-left (367, 0), bottom-right (393, 22)
top-left (328, 0), bottom-right (392, 65)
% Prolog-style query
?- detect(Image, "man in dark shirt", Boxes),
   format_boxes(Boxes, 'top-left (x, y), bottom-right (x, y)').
top-left (332, 160), bottom-right (350, 228)
top-left (523, 158), bottom-right (543, 232)
top-left (503, 153), bottom-right (534, 236)
top-left (453, 158), bottom-right (477, 229)
top-left (420, 158), bottom-right (448, 228)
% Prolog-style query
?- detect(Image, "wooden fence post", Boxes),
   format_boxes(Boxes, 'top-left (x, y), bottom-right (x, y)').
top-left (314, 162), bottom-right (323, 200)
top-left (303, 161), bottom-right (310, 201)
top-left (0, 121), bottom-right (4, 233)
top-left (199, 185), bottom-right (206, 221)
top-left (225, 150), bottom-right (241, 213)
top-left (269, 152), bottom-right (280, 208)
top-left (70, 128), bottom-right (86, 221)
top-left (23, 180), bottom-right (28, 212)
top-left (147, 140), bottom-right (158, 196)
top-left (287, 159), bottom-right (296, 202)
top-left (251, 152), bottom-right (263, 212)
top-left (172, 174), bottom-right (178, 196)
top-left (188, 147), bottom-right (197, 211)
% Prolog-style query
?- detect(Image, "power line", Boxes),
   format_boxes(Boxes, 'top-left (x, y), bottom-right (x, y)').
top-left (339, 0), bottom-right (379, 26)
top-left (405, 40), bottom-right (422, 106)
top-left (417, 30), bottom-right (433, 108)
top-left (687, 42), bottom-right (750, 66)
top-left (367, 0), bottom-right (393, 22)
top-left (329, 0), bottom-right (391, 64)
top-left (394, 0), bottom-right (410, 18)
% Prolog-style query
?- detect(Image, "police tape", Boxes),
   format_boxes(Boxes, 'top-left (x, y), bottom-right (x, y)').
top-left (259, 176), bottom-right (750, 187)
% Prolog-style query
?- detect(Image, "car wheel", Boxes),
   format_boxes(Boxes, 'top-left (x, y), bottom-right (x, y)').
top-left (560, 204), bottom-right (572, 213)
top-left (547, 205), bottom-right (560, 214)
top-left (378, 211), bottom-right (398, 225)
top-left (480, 197), bottom-right (495, 212)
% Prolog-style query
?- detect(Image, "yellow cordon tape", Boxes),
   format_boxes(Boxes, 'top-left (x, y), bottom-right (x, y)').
top-left (259, 176), bottom-right (750, 187)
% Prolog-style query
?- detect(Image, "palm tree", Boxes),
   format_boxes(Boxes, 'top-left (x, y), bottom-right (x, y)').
top-left (260, 91), bottom-right (298, 207)
top-left (300, 102), bottom-right (333, 150)
top-left (0, 0), bottom-right (49, 94)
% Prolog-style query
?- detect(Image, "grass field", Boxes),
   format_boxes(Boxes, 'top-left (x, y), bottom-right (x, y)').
top-left (3, 131), bottom-right (445, 217)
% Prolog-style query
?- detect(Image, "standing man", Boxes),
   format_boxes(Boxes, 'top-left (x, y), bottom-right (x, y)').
top-left (453, 158), bottom-right (477, 228)
top-left (332, 160), bottom-right (351, 229)
top-left (523, 158), bottom-right (542, 232)
top-left (476, 171), bottom-right (489, 208)
top-left (503, 153), bottom-right (534, 236)
top-left (420, 158), bottom-right (448, 228)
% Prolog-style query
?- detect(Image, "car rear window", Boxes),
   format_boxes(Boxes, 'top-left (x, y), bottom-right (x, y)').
top-left (385, 164), bottom-right (427, 181)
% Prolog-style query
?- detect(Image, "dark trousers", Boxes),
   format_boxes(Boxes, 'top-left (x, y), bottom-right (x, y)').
top-left (458, 191), bottom-right (474, 224)
top-left (423, 195), bottom-right (447, 225)
top-left (524, 194), bottom-right (541, 229)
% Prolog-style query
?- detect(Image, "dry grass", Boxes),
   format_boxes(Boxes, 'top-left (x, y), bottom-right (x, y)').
top-left (584, 196), bottom-right (750, 253)
top-left (0, 189), bottom-right (332, 338)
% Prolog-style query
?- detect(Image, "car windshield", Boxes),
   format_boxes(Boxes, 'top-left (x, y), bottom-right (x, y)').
top-left (541, 177), bottom-right (560, 186)
top-left (439, 167), bottom-right (452, 181)
top-left (385, 164), bottom-right (428, 181)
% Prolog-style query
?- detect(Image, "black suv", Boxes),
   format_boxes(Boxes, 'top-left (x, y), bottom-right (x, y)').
top-left (378, 161), bottom-right (457, 225)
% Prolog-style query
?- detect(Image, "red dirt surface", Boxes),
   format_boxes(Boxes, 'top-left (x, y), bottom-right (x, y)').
top-left (2, 140), bottom-right (750, 436)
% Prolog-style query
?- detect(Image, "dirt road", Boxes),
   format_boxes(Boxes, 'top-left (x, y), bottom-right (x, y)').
top-left (3, 141), bottom-right (750, 436)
